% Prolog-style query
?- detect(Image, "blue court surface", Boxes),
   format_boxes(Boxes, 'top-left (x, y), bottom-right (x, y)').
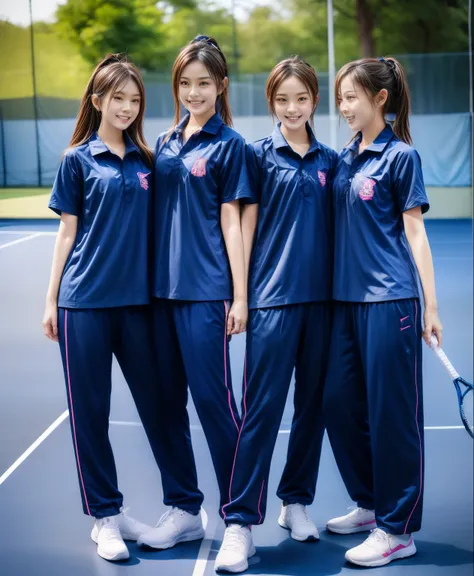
top-left (0, 218), bottom-right (472, 576)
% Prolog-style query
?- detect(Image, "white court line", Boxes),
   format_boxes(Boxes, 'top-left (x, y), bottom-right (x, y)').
top-left (0, 410), bottom-right (69, 486)
top-left (1, 414), bottom-right (468, 573)
top-left (109, 420), bottom-right (468, 432)
top-left (0, 232), bottom-right (43, 250)
top-left (192, 507), bottom-right (218, 576)
top-left (0, 230), bottom-right (56, 236)
top-left (1, 408), bottom-right (214, 575)
top-left (109, 419), bottom-right (470, 574)
top-left (424, 425), bottom-right (472, 430)
top-left (109, 421), bottom-right (204, 431)
top-left (110, 419), bottom-right (220, 575)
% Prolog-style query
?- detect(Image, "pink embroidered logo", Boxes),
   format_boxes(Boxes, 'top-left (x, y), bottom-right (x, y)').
top-left (137, 172), bottom-right (150, 190)
top-left (318, 170), bottom-right (327, 187)
top-left (359, 178), bottom-right (376, 201)
top-left (191, 157), bottom-right (207, 177)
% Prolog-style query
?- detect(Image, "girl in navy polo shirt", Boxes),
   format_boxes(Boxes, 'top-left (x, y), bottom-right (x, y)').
top-left (137, 36), bottom-right (252, 551)
top-left (43, 54), bottom-right (167, 562)
top-left (213, 57), bottom-right (338, 573)
top-left (324, 57), bottom-right (442, 567)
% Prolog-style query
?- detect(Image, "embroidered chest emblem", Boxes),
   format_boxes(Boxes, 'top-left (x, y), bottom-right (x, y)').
top-left (317, 170), bottom-right (327, 187)
top-left (191, 157), bottom-right (207, 177)
top-left (137, 172), bottom-right (150, 190)
top-left (358, 178), bottom-right (376, 201)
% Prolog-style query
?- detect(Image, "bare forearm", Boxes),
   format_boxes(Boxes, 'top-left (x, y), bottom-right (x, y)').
top-left (410, 233), bottom-right (437, 307)
top-left (241, 204), bottom-right (258, 284)
top-left (221, 202), bottom-right (246, 302)
top-left (403, 210), bottom-right (437, 310)
top-left (46, 217), bottom-right (77, 303)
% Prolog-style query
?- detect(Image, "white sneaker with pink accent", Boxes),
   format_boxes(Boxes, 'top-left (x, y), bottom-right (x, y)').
top-left (345, 528), bottom-right (416, 567)
top-left (326, 506), bottom-right (376, 534)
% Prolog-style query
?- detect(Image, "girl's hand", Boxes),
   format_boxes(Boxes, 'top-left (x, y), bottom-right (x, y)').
top-left (227, 300), bottom-right (248, 336)
top-left (423, 306), bottom-right (442, 347)
top-left (42, 299), bottom-right (59, 342)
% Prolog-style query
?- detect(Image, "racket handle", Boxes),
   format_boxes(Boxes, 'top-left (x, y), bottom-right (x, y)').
top-left (430, 335), bottom-right (460, 380)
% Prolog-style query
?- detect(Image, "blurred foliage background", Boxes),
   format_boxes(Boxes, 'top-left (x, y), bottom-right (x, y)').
top-left (0, 0), bottom-right (469, 99)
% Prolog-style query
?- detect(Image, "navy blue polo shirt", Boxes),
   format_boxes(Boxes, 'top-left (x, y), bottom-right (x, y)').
top-left (152, 113), bottom-right (253, 301)
top-left (333, 124), bottom-right (429, 302)
top-left (247, 123), bottom-right (338, 309)
top-left (49, 132), bottom-right (152, 308)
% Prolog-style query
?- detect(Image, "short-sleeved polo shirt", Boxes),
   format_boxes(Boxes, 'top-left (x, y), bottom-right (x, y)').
top-left (48, 132), bottom-right (152, 308)
top-left (332, 124), bottom-right (429, 302)
top-left (152, 113), bottom-right (253, 301)
top-left (247, 123), bottom-right (338, 309)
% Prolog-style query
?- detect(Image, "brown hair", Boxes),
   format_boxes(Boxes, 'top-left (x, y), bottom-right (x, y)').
top-left (170, 36), bottom-right (232, 130)
top-left (335, 57), bottom-right (412, 145)
top-left (265, 56), bottom-right (320, 125)
top-left (69, 53), bottom-right (153, 166)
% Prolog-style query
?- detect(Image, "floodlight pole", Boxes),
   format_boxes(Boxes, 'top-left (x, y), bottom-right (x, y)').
top-left (327, 0), bottom-right (337, 150)
top-left (469, 0), bottom-right (473, 198)
top-left (29, 0), bottom-right (42, 187)
top-left (231, 0), bottom-right (239, 78)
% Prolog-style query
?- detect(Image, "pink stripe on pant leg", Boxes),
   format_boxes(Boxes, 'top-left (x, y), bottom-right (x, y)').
top-left (257, 480), bottom-right (265, 524)
top-left (404, 301), bottom-right (423, 534)
top-left (65, 310), bottom-right (91, 516)
top-left (222, 352), bottom-right (249, 520)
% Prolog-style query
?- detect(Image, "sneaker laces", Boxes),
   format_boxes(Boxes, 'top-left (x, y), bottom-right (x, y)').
top-left (120, 507), bottom-right (137, 525)
top-left (347, 506), bottom-right (374, 519)
top-left (155, 507), bottom-right (185, 528)
top-left (221, 525), bottom-right (249, 552)
top-left (367, 528), bottom-right (389, 544)
top-left (290, 504), bottom-right (311, 524)
top-left (99, 516), bottom-right (122, 542)
top-left (348, 506), bottom-right (365, 514)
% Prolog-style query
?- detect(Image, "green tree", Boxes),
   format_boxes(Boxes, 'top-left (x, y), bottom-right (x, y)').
top-left (282, 0), bottom-right (468, 62)
top-left (55, 0), bottom-right (195, 69)
top-left (163, 4), bottom-right (234, 70)
top-left (237, 7), bottom-right (297, 73)
top-left (373, 0), bottom-right (469, 56)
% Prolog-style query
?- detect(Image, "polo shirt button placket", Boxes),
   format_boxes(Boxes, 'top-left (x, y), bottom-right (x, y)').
top-left (121, 160), bottom-right (132, 204)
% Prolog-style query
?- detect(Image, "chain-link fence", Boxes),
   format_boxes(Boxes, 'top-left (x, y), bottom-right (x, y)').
top-left (0, 0), bottom-right (471, 187)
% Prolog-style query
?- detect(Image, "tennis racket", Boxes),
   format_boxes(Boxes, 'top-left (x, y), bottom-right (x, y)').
top-left (430, 335), bottom-right (473, 438)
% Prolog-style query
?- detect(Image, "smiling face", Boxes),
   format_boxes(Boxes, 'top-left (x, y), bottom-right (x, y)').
top-left (178, 59), bottom-right (223, 123)
top-left (95, 78), bottom-right (141, 132)
top-left (273, 75), bottom-right (314, 134)
top-left (338, 74), bottom-right (385, 133)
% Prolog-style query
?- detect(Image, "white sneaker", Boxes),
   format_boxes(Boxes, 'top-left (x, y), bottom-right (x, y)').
top-left (326, 506), bottom-right (376, 534)
top-left (345, 528), bottom-right (416, 567)
top-left (278, 503), bottom-right (319, 542)
top-left (117, 507), bottom-right (152, 540)
top-left (137, 507), bottom-right (205, 550)
top-left (215, 524), bottom-right (256, 573)
top-left (91, 515), bottom-right (129, 561)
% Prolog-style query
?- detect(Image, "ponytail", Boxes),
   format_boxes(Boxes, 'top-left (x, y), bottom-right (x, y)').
top-left (216, 88), bottom-right (232, 128)
top-left (335, 57), bottom-right (413, 145)
top-left (383, 57), bottom-right (412, 145)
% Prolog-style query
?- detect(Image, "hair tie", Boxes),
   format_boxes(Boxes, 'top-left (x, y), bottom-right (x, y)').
top-left (192, 35), bottom-right (222, 53)
top-left (378, 57), bottom-right (396, 72)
